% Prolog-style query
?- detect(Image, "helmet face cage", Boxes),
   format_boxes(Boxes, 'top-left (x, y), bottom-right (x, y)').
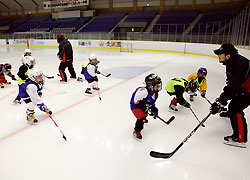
top-left (145, 74), bottom-right (162, 92)
top-left (24, 49), bottom-right (32, 56)
top-left (23, 56), bottom-right (36, 67)
top-left (187, 80), bottom-right (198, 94)
top-left (28, 69), bottom-right (45, 85)
top-left (3, 63), bottom-right (11, 72)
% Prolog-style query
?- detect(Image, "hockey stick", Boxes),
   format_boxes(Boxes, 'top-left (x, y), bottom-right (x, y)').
top-left (100, 72), bottom-right (111, 77)
top-left (154, 115), bottom-right (175, 125)
top-left (44, 75), bottom-right (54, 79)
top-left (97, 89), bottom-right (102, 101)
top-left (204, 97), bottom-right (227, 112)
top-left (150, 111), bottom-right (212, 159)
top-left (45, 110), bottom-right (67, 141)
top-left (190, 107), bottom-right (205, 127)
top-left (204, 96), bottom-right (212, 105)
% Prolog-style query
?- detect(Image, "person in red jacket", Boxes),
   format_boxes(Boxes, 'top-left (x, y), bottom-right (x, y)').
top-left (210, 43), bottom-right (250, 148)
top-left (57, 33), bottom-right (76, 82)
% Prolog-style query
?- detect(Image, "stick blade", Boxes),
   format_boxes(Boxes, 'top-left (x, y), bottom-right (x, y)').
top-left (63, 135), bottom-right (67, 141)
top-left (166, 116), bottom-right (175, 125)
top-left (150, 151), bottom-right (173, 159)
top-left (106, 73), bottom-right (111, 77)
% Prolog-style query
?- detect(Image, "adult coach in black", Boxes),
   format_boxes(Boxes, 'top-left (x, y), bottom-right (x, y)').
top-left (210, 43), bottom-right (250, 148)
top-left (57, 33), bottom-right (76, 82)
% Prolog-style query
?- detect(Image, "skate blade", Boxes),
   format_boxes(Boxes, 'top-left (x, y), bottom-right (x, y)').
top-left (223, 141), bottom-right (246, 148)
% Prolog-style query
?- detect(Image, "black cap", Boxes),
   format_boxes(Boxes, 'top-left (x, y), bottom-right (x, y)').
top-left (214, 43), bottom-right (238, 55)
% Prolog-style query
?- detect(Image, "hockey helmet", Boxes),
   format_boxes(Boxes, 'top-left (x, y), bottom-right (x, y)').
top-left (89, 53), bottom-right (100, 65)
top-left (24, 49), bottom-right (32, 56)
top-left (145, 73), bottom-right (162, 92)
top-left (3, 63), bottom-right (12, 72)
top-left (28, 68), bottom-right (44, 85)
top-left (186, 80), bottom-right (198, 94)
top-left (198, 67), bottom-right (207, 76)
top-left (22, 56), bottom-right (36, 67)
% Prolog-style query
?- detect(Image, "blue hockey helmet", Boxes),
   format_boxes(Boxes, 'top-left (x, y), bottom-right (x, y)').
top-left (198, 67), bottom-right (207, 75)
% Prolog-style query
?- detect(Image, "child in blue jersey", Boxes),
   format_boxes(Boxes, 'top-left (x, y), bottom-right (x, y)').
top-left (19, 68), bottom-right (52, 124)
top-left (130, 73), bottom-right (162, 140)
top-left (84, 54), bottom-right (100, 94)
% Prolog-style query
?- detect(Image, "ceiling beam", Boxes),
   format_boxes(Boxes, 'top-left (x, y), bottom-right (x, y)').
top-left (0, 1), bottom-right (10, 10)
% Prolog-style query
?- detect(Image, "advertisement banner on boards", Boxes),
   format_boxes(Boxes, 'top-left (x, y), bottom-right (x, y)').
top-left (44, 0), bottom-right (89, 9)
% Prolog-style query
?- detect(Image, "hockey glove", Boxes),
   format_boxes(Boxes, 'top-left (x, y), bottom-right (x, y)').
top-left (96, 70), bottom-right (101, 74)
top-left (11, 76), bottom-right (17, 81)
top-left (150, 106), bottom-right (158, 119)
top-left (200, 90), bottom-right (206, 98)
top-left (182, 101), bottom-right (191, 108)
top-left (38, 91), bottom-right (42, 97)
top-left (37, 103), bottom-right (48, 112)
top-left (210, 99), bottom-right (225, 115)
top-left (142, 103), bottom-right (150, 113)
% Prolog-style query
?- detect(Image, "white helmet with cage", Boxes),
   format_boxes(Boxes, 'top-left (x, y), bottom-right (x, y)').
top-left (24, 49), bottom-right (32, 56)
top-left (28, 68), bottom-right (44, 85)
top-left (22, 56), bottom-right (36, 67)
top-left (89, 53), bottom-right (100, 65)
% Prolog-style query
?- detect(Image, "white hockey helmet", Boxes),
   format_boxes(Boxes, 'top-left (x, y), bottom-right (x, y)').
top-left (22, 56), bottom-right (36, 67)
top-left (24, 49), bottom-right (32, 56)
top-left (88, 53), bottom-right (100, 65)
top-left (28, 68), bottom-right (44, 85)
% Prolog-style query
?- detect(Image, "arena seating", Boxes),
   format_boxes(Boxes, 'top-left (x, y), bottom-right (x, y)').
top-left (191, 8), bottom-right (241, 34)
top-left (152, 10), bottom-right (199, 34)
top-left (79, 12), bottom-right (127, 32)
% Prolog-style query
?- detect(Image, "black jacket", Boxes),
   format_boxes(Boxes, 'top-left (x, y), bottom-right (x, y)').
top-left (57, 39), bottom-right (73, 62)
top-left (219, 53), bottom-right (250, 104)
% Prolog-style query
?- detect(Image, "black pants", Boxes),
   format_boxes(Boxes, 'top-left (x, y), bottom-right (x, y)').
top-left (227, 93), bottom-right (250, 142)
top-left (14, 84), bottom-right (21, 101)
top-left (134, 117), bottom-right (146, 131)
top-left (59, 61), bottom-right (76, 82)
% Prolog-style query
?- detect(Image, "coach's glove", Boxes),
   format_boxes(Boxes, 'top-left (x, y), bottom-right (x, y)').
top-left (210, 98), bottom-right (225, 114)
top-left (201, 90), bottom-right (206, 98)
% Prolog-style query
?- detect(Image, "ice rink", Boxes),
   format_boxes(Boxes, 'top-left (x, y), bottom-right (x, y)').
top-left (0, 46), bottom-right (249, 180)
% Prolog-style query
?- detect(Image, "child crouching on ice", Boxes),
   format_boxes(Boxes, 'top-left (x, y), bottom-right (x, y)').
top-left (19, 68), bottom-right (52, 124)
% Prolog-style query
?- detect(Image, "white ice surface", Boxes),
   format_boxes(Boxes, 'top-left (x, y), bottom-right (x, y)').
top-left (0, 46), bottom-right (249, 180)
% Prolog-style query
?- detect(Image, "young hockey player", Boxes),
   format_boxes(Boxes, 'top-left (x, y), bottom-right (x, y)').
top-left (19, 68), bottom-right (52, 124)
top-left (130, 73), bottom-right (162, 140)
top-left (13, 56), bottom-right (36, 105)
top-left (0, 63), bottom-right (17, 88)
top-left (165, 78), bottom-right (198, 111)
top-left (77, 60), bottom-right (88, 82)
top-left (84, 54), bottom-right (100, 94)
top-left (20, 49), bottom-right (32, 64)
top-left (188, 67), bottom-right (207, 101)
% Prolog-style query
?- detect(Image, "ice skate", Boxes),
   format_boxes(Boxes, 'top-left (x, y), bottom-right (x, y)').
top-left (189, 95), bottom-right (194, 101)
top-left (85, 88), bottom-right (92, 94)
top-left (27, 114), bottom-right (38, 125)
top-left (13, 100), bottom-right (21, 105)
top-left (0, 83), bottom-right (4, 88)
top-left (223, 136), bottom-right (246, 148)
top-left (92, 87), bottom-right (100, 91)
top-left (169, 103), bottom-right (178, 111)
top-left (133, 131), bottom-right (142, 140)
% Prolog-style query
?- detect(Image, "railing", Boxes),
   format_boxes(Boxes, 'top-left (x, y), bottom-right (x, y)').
top-left (0, 7), bottom-right (249, 48)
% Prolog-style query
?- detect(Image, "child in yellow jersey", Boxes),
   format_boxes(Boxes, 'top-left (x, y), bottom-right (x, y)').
top-left (188, 67), bottom-right (207, 101)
